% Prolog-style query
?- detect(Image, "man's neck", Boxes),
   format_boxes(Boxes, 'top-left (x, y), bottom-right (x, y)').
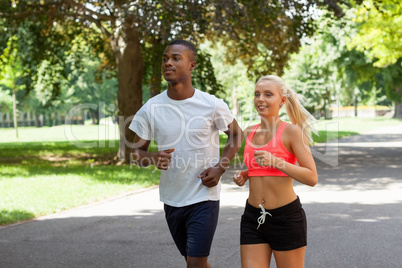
top-left (167, 82), bottom-right (195, 100)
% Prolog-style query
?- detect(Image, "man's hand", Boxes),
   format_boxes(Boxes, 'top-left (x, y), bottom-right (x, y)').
top-left (152, 148), bottom-right (175, 170)
top-left (198, 166), bottom-right (225, 187)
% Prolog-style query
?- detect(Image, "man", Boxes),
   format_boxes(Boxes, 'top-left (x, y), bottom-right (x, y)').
top-left (129, 39), bottom-right (242, 267)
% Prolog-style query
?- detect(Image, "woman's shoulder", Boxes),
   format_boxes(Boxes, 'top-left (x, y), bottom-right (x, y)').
top-left (283, 122), bottom-right (301, 134)
top-left (283, 123), bottom-right (303, 143)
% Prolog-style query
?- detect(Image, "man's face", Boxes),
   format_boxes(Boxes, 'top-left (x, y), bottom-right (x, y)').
top-left (162, 44), bottom-right (196, 84)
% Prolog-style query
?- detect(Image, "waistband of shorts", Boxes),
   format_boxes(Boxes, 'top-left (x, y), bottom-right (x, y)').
top-left (245, 196), bottom-right (301, 217)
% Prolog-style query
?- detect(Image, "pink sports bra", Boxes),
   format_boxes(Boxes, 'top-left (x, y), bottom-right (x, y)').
top-left (244, 122), bottom-right (297, 177)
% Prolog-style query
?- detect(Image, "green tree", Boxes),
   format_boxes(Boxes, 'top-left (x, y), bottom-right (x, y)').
top-left (380, 60), bottom-right (402, 118)
top-left (0, 88), bottom-right (13, 114)
top-left (0, 36), bottom-right (24, 137)
top-left (328, 11), bottom-right (382, 110)
top-left (1, 0), bottom-right (349, 161)
top-left (283, 11), bottom-right (381, 118)
top-left (349, 0), bottom-right (402, 67)
top-left (66, 35), bottom-right (118, 124)
top-left (201, 41), bottom-right (255, 125)
top-left (283, 16), bottom-right (342, 118)
top-left (348, 0), bottom-right (402, 117)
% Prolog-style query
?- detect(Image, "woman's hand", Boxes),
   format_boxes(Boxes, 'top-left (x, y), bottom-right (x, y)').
top-left (254, 150), bottom-right (279, 167)
top-left (233, 170), bottom-right (249, 186)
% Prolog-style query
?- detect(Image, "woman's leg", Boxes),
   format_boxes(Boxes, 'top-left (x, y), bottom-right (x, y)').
top-left (241, 243), bottom-right (272, 268)
top-left (272, 246), bottom-right (306, 268)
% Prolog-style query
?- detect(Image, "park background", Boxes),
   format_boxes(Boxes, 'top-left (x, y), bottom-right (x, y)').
top-left (1, 1), bottom-right (401, 226)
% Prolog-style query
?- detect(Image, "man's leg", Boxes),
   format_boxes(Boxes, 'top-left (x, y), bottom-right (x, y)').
top-left (164, 204), bottom-right (189, 257)
top-left (186, 256), bottom-right (211, 268)
top-left (186, 201), bottom-right (219, 268)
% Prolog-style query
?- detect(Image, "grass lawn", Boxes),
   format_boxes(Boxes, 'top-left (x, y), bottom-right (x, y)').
top-left (0, 125), bottom-right (159, 225)
top-left (1, 117), bottom-right (401, 225)
top-left (0, 164), bottom-right (159, 225)
top-left (0, 124), bottom-right (120, 143)
top-left (312, 117), bottom-right (402, 143)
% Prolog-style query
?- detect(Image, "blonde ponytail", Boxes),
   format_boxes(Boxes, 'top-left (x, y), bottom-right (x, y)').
top-left (257, 75), bottom-right (318, 145)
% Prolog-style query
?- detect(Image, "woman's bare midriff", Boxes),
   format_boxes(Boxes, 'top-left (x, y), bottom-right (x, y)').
top-left (247, 175), bottom-right (297, 209)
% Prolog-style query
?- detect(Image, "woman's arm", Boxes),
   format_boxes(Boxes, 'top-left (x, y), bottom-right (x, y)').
top-left (277, 124), bottom-right (317, 186)
top-left (233, 169), bottom-right (249, 186)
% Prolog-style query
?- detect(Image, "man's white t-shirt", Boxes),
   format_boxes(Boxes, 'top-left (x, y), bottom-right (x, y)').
top-left (129, 89), bottom-right (234, 207)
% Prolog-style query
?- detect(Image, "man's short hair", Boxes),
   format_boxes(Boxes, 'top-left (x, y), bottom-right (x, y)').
top-left (167, 40), bottom-right (197, 60)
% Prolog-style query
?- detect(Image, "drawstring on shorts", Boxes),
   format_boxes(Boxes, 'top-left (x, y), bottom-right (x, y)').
top-left (257, 204), bottom-right (272, 229)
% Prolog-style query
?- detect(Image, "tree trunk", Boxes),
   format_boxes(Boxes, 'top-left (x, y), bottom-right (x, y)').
top-left (394, 101), bottom-right (402, 118)
top-left (114, 22), bottom-right (144, 162)
top-left (149, 38), bottom-right (165, 97)
top-left (89, 110), bottom-right (96, 124)
top-left (12, 87), bottom-right (18, 138)
top-left (89, 109), bottom-right (100, 125)
top-left (354, 96), bottom-right (358, 117)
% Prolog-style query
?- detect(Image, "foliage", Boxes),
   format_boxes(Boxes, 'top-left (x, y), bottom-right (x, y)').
top-left (326, 10), bottom-right (383, 107)
top-left (349, 0), bottom-right (402, 67)
top-left (0, 0), bottom-right (356, 159)
top-left (283, 9), bottom-right (394, 117)
top-left (33, 59), bottom-right (68, 108)
top-left (201, 41), bottom-right (255, 125)
top-left (0, 35), bottom-right (23, 90)
top-left (0, 88), bottom-right (12, 113)
top-left (206, 0), bottom-right (316, 78)
top-left (380, 59), bottom-right (402, 103)
top-left (65, 35), bottom-right (118, 123)
top-left (192, 50), bottom-right (224, 97)
top-left (0, 0), bottom-right (350, 97)
top-left (347, 0), bottom-right (402, 117)
top-left (283, 16), bottom-right (342, 116)
top-left (0, 34), bottom-right (24, 133)
top-left (0, 19), bottom-right (118, 124)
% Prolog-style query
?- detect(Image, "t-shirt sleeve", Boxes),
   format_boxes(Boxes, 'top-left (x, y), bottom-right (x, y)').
top-left (213, 98), bottom-right (234, 132)
top-left (128, 105), bottom-right (152, 141)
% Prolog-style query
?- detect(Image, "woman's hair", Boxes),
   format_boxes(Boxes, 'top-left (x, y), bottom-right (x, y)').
top-left (256, 75), bottom-right (318, 145)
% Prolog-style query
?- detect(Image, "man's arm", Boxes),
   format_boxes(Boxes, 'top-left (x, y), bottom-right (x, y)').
top-left (198, 119), bottom-right (244, 187)
top-left (132, 134), bottom-right (174, 170)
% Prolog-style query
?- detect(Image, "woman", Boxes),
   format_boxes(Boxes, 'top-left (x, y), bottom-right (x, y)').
top-left (233, 75), bottom-right (318, 268)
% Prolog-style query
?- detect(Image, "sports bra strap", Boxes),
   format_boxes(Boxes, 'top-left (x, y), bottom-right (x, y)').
top-left (247, 124), bottom-right (260, 142)
top-left (276, 122), bottom-right (287, 137)
top-left (247, 122), bottom-right (287, 144)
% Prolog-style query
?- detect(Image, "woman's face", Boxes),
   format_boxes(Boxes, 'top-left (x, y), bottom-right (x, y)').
top-left (254, 80), bottom-right (286, 117)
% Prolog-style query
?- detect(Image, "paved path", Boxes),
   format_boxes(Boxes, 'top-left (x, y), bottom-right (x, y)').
top-left (1, 123), bottom-right (402, 268)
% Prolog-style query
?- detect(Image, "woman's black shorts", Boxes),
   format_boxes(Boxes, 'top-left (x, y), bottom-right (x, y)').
top-left (240, 196), bottom-right (307, 251)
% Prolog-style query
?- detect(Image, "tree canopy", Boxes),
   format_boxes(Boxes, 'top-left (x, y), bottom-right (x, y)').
top-left (0, 0), bottom-right (359, 160)
top-left (348, 0), bottom-right (402, 117)
top-left (349, 0), bottom-right (402, 67)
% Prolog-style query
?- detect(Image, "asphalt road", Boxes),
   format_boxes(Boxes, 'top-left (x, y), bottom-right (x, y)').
top-left (1, 123), bottom-right (401, 268)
